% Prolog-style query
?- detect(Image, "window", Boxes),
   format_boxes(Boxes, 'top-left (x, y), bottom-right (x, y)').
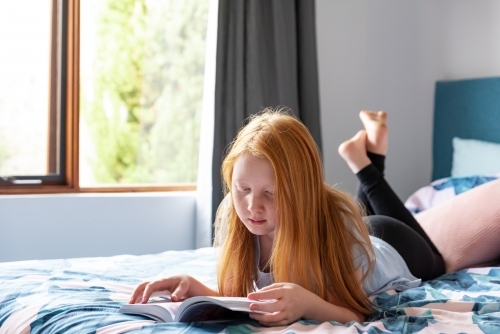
top-left (0, 0), bottom-right (63, 187)
top-left (0, 0), bottom-right (210, 194)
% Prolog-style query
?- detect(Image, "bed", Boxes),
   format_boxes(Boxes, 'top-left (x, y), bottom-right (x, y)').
top-left (2, 76), bottom-right (500, 333)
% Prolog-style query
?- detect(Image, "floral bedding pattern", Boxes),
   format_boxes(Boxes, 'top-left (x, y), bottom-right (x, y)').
top-left (2, 246), bottom-right (500, 333)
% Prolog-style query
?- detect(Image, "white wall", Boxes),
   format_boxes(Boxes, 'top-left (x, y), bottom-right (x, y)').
top-left (316, 0), bottom-right (500, 200)
top-left (0, 192), bottom-right (196, 262)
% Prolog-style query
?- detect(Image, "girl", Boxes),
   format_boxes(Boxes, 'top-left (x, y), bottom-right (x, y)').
top-left (128, 108), bottom-right (447, 325)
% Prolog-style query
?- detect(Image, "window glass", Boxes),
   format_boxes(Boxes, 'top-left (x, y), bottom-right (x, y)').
top-left (79, 0), bottom-right (208, 186)
top-left (0, 1), bottom-right (54, 177)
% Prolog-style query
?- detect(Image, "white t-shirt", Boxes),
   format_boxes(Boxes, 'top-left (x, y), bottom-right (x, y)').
top-left (353, 236), bottom-right (421, 296)
top-left (252, 235), bottom-right (421, 296)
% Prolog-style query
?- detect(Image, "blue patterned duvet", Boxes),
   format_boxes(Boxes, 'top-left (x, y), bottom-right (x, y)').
top-left (1, 246), bottom-right (500, 333)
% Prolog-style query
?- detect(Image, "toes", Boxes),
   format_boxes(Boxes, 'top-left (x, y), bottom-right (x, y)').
top-left (376, 111), bottom-right (387, 122)
top-left (353, 115), bottom-right (387, 156)
top-left (359, 110), bottom-right (387, 125)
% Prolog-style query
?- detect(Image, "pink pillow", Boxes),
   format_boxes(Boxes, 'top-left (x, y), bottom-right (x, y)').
top-left (415, 178), bottom-right (500, 273)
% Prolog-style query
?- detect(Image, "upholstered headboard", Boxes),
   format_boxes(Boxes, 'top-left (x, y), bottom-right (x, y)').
top-left (432, 77), bottom-right (500, 181)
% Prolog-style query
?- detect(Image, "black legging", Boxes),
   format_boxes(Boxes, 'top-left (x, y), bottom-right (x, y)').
top-left (356, 153), bottom-right (445, 281)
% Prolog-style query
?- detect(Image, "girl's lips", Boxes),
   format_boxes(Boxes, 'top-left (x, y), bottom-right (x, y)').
top-left (249, 218), bottom-right (266, 225)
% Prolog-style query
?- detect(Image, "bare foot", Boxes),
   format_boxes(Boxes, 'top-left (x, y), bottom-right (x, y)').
top-left (338, 130), bottom-right (371, 173)
top-left (359, 110), bottom-right (388, 155)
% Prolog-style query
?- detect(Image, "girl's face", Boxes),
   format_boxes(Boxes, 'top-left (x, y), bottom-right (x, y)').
top-left (232, 153), bottom-right (277, 239)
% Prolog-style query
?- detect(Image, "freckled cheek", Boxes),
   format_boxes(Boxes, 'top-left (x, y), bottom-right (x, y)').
top-left (233, 197), bottom-right (249, 216)
top-left (270, 206), bottom-right (279, 222)
top-left (272, 212), bottom-right (279, 224)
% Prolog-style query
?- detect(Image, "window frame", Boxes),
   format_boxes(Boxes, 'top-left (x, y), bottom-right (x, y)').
top-left (0, 0), bottom-right (196, 195)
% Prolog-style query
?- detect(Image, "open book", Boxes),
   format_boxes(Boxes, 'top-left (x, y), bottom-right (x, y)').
top-left (118, 296), bottom-right (272, 322)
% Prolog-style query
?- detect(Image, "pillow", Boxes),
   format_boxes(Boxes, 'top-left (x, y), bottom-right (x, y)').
top-left (452, 137), bottom-right (500, 177)
top-left (404, 174), bottom-right (499, 215)
top-left (415, 178), bottom-right (500, 273)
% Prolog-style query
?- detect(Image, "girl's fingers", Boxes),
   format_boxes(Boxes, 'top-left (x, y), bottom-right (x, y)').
top-left (150, 290), bottom-right (172, 299)
top-left (142, 277), bottom-right (189, 303)
top-left (171, 279), bottom-right (189, 301)
top-left (129, 281), bottom-right (148, 304)
top-left (141, 280), bottom-right (169, 304)
top-left (129, 276), bottom-right (191, 304)
top-left (249, 310), bottom-right (285, 325)
top-left (248, 287), bottom-right (282, 301)
top-left (249, 299), bottom-right (280, 313)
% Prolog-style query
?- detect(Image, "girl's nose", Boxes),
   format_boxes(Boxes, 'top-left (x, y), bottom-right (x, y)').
top-left (248, 194), bottom-right (264, 213)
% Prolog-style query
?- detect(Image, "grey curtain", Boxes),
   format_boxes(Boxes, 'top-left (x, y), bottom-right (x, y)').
top-left (211, 0), bottom-right (322, 237)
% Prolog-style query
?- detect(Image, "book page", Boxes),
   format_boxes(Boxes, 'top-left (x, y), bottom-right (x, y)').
top-left (119, 300), bottom-right (181, 322)
top-left (156, 301), bottom-right (180, 319)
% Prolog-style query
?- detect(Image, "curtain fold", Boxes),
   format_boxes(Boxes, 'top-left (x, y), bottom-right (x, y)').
top-left (211, 0), bottom-right (322, 240)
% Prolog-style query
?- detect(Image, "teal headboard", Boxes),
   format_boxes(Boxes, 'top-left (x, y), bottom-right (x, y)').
top-left (432, 76), bottom-right (500, 181)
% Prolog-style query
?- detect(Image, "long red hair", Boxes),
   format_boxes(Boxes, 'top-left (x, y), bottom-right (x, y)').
top-left (214, 108), bottom-right (375, 317)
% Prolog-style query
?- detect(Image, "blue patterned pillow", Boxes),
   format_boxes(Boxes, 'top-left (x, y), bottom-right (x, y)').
top-left (404, 174), bottom-right (499, 215)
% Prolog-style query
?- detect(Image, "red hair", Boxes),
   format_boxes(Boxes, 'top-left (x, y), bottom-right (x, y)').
top-left (214, 108), bottom-right (375, 317)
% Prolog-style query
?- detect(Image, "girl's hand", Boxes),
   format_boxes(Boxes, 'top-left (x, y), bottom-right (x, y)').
top-left (246, 283), bottom-right (319, 326)
top-left (128, 274), bottom-right (194, 304)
